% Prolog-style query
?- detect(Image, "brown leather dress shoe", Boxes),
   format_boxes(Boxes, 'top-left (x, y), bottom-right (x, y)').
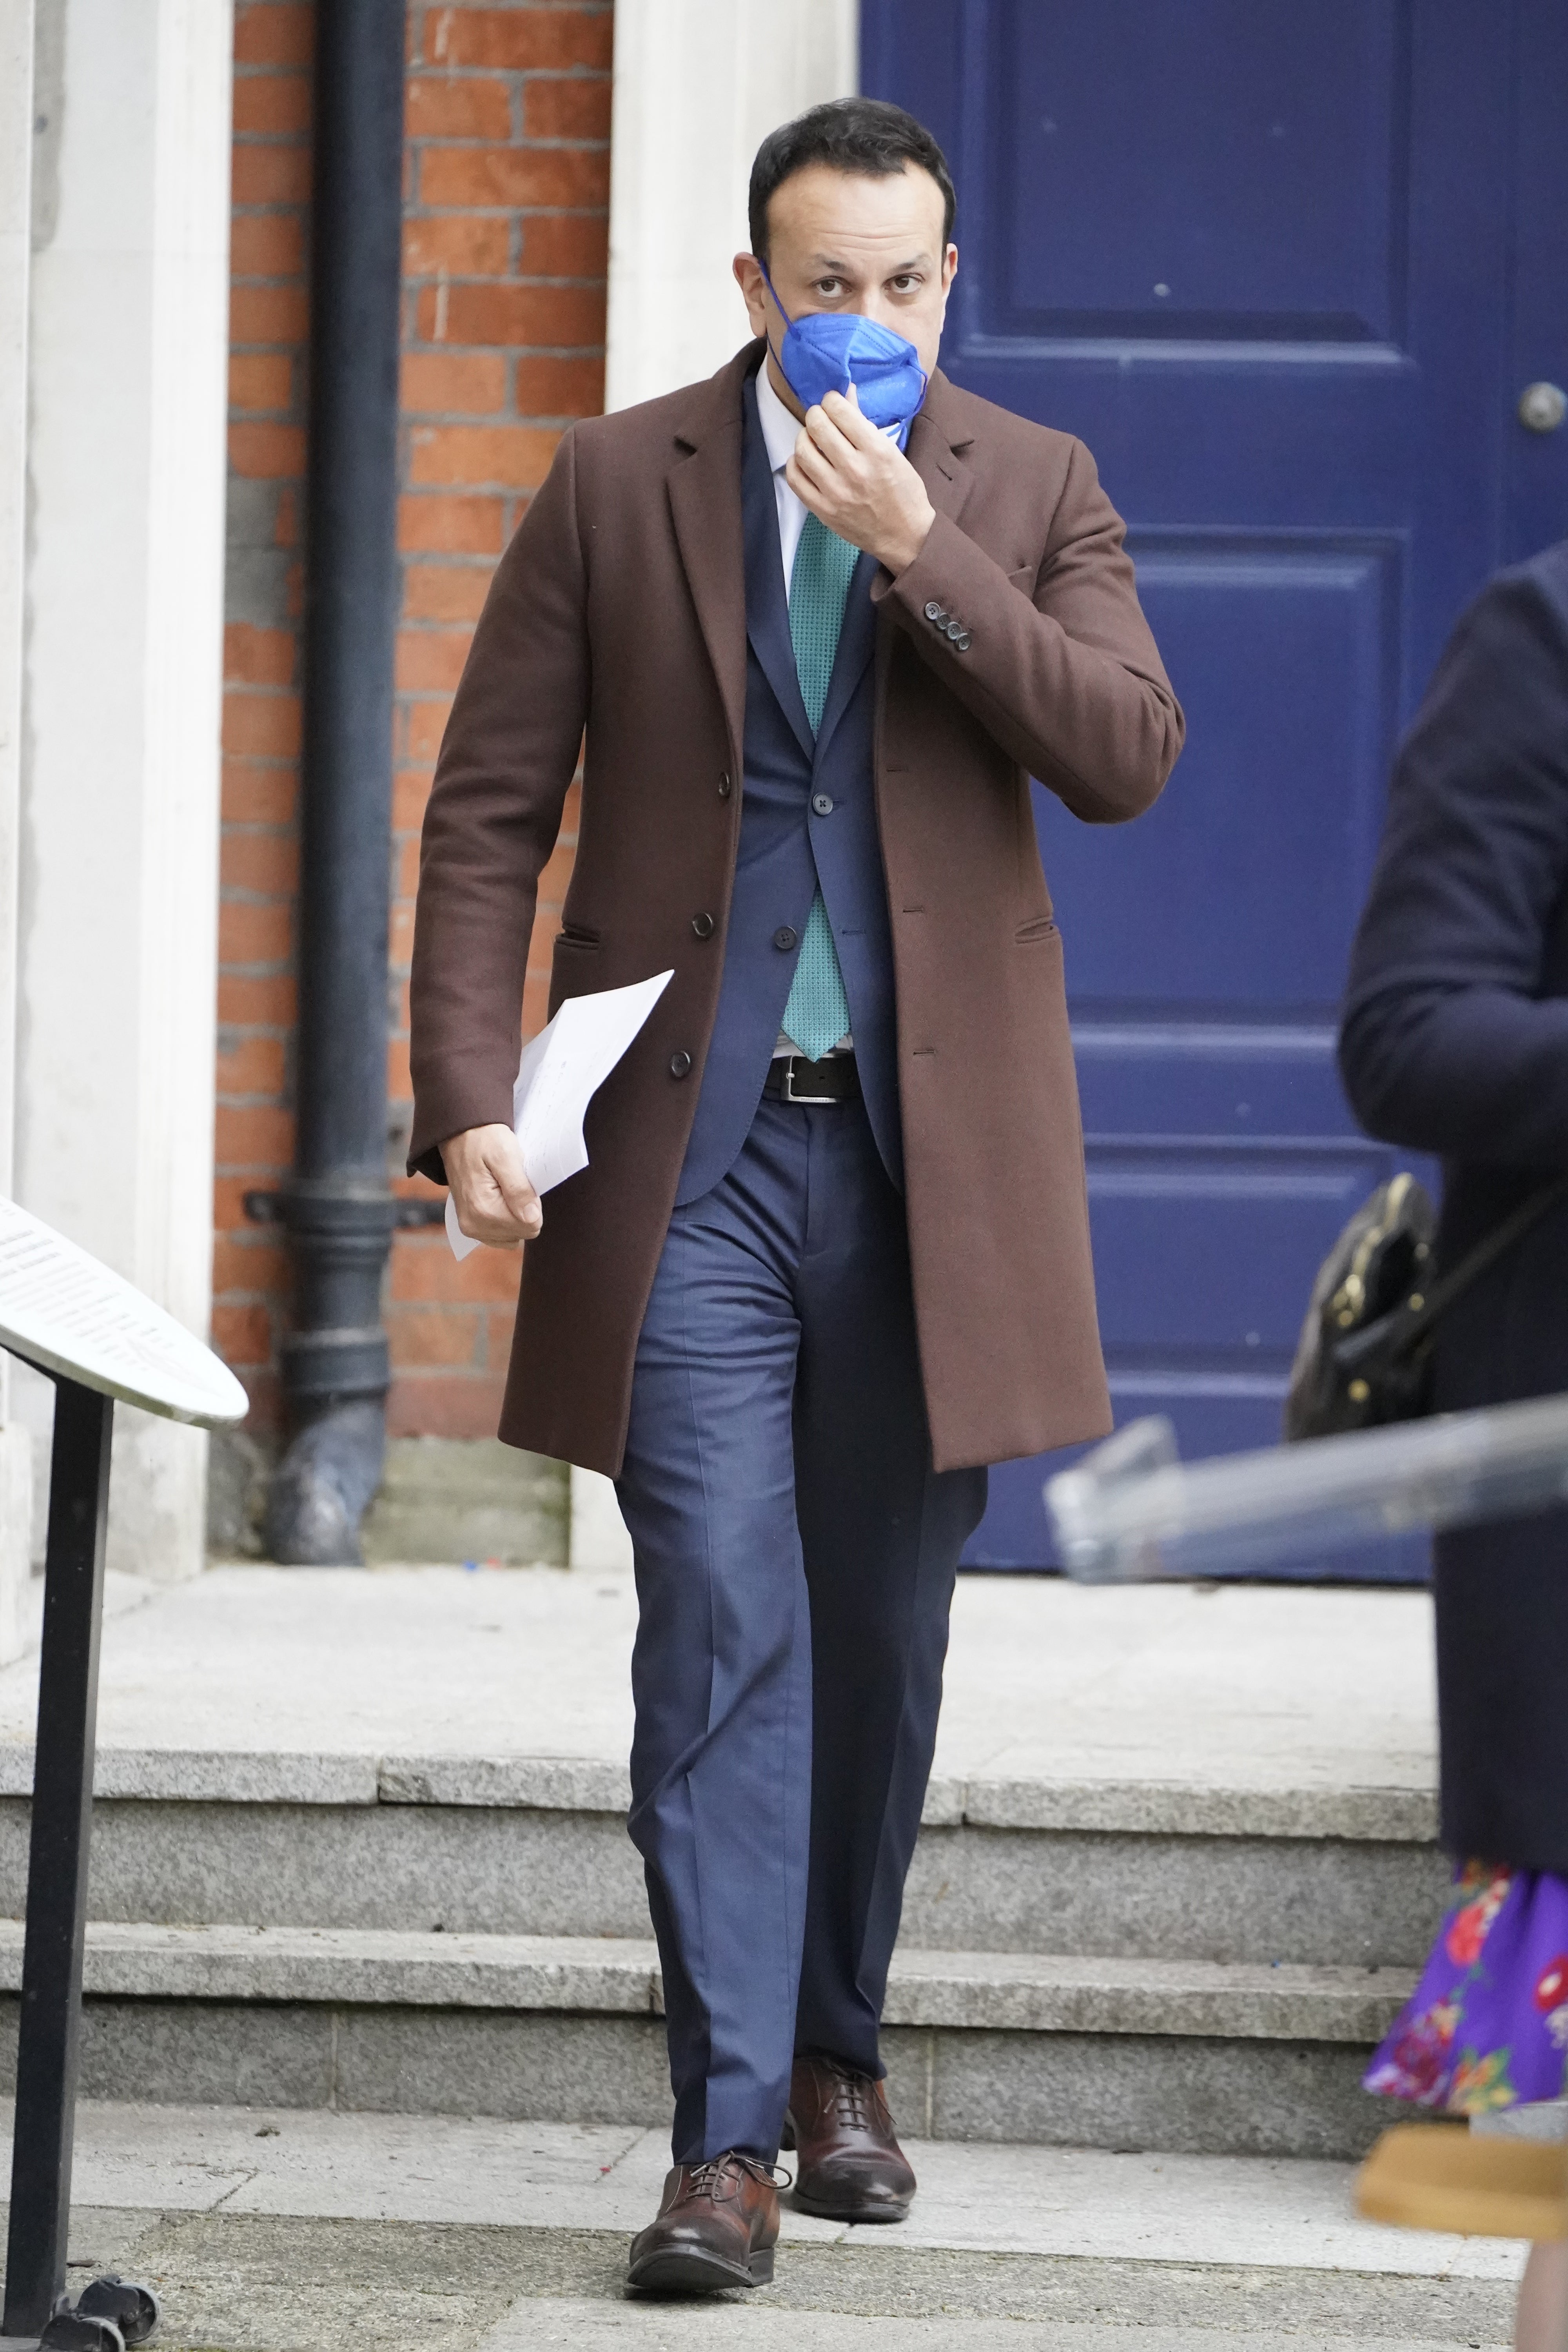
top-left (626, 2150), bottom-right (781, 2292)
top-left (784, 2054), bottom-right (916, 2221)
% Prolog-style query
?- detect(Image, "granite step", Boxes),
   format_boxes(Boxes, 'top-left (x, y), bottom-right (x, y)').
top-left (0, 1752), bottom-right (1450, 1965)
top-left (0, 1923), bottom-right (1415, 2160)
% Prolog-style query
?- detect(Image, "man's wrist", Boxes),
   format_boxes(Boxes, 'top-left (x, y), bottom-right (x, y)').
top-left (877, 501), bottom-right (936, 578)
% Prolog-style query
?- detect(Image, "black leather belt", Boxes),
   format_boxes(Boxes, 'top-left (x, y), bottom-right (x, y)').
top-left (763, 1053), bottom-right (860, 1105)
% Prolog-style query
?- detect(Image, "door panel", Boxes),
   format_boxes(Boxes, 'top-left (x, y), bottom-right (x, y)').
top-left (861, 0), bottom-right (1568, 1574)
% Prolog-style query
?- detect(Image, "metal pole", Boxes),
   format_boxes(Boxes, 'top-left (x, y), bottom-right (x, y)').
top-left (267, 0), bottom-right (408, 1564)
top-left (3, 1379), bottom-right (112, 2337)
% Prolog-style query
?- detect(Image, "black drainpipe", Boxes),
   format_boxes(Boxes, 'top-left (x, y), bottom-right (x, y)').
top-left (265, 0), bottom-right (408, 1564)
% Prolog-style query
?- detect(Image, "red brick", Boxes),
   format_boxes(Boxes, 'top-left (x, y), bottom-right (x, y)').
top-left (225, 624), bottom-right (296, 686)
top-left (403, 563), bottom-right (493, 623)
top-left (214, 1103), bottom-right (296, 1169)
top-left (396, 628), bottom-right (474, 691)
top-left (417, 282), bottom-right (604, 349)
top-left (485, 1305), bottom-right (520, 1360)
top-left (394, 769), bottom-right (433, 830)
top-left (229, 283), bottom-right (310, 345)
top-left (523, 77), bottom-right (612, 141)
top-left (222, 760), bottom-right (298, 823)
top-left (212, 1232), bottom-right (289, 1296)
top-left (229, 353), bottom-right (294, 412)
top-left (215, 1033), bottom-right (287, 1096)
top-left (520, 973), bottom-right (553, 1036)
top-left (388, 1305), bottom-right (483, 1368)
top-left (403, 214), bottom-right (513, 279)
top-left (397, 492), bottom-right (505, 554)
top-left (516, 212), bottom-right (609, 278)
top-left (223, 691), bottom-right (301, 758)
top-left (233, 72), bottom-right (311, 136)
top-left (390, 1235), bottom-right (522, 1304)
top-left (220, 898), bottom-right (294, 965)
top-left (222, 830), bottom-right (300, 894)
top-left (234, 3), bottom-right (313, 66)
top-left (408, 422), bottom-right (558, 489)
top-left (386, 1374), bottom-right (509, 1440)
top-left (229, 421), bottom-right (307, 479)
top-left (401, 349), bottom-right (506, 414)
top-left (512, 354), bottom-right (603, 416)
top-left (419, 143), bottom-right (608, 212)
top-left (232, 145), bottom-right (311, 206)
top-left (212, 1302), bottom-right (276, 1366)
top-left (218, 971), bottom-right (298, 1025)
top-left (406, 74), bottom-right (512, 140)
top-left (230, 212), bottom-right (305, 277)
top-left (421, 8), bottom-right (614, 73)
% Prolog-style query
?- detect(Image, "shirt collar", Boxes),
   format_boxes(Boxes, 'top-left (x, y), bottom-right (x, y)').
top-left (754, 357), bottom-right (802, 479)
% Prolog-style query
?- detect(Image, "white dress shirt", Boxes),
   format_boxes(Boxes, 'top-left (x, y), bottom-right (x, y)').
top-left (754, 359), bottom-right (813, 600)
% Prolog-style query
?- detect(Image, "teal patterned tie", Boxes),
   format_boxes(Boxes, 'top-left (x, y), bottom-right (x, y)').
top-left (782, 514), bottom-right (855, 1061)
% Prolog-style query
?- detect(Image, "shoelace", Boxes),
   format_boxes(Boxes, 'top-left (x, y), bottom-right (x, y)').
top-left (686, 2150), bottom-right (791, 2203)
top-left (820, 2060), bottom-right (878, 2131)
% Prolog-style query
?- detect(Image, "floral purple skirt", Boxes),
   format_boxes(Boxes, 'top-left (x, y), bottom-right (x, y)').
top-left (1366, 1860), bottom-right (1568, 2113)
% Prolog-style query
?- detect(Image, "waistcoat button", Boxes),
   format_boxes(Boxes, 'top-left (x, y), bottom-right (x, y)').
top-left (811, 793), bottom-right (834, 817)
top-left (773, 926), bottom-right (797, 952)
top-left (669, 1050), bottom-right (692, 1079)
top-left (691, 912), bottom-right (715, 939)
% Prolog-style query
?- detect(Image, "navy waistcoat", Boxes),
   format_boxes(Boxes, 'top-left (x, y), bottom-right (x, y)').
top-left (675, 374), bottom-right (901, 1205)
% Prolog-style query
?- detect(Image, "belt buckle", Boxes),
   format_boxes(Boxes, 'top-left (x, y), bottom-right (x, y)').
top-left (782, 1055), bottom-right (836, 1105)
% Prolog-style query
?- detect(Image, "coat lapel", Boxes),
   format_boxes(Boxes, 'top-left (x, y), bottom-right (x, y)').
top-left (740, 377), bottom-right (815, 762)
top-left (905, 372), bottom-right (977, 536)
top-left (665, 347), bottom-right (759, 773)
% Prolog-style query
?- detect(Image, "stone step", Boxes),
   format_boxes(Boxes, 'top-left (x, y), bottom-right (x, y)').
top-left (0, 1923), bottom-right (1415, 2160)
top-left (0, 1754), bottom-right (1451, 1964)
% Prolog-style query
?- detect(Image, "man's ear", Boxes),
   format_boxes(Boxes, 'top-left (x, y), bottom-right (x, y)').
top-left (733, 253), bottom-right (768, 336)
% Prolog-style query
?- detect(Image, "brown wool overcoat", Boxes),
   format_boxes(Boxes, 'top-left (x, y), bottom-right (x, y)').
top-left (408, 342), bottom-right (1183, 1476)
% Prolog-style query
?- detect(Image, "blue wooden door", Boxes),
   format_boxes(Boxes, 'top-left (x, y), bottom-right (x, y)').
top-left (862, 1), bottom-right (1568, 1572)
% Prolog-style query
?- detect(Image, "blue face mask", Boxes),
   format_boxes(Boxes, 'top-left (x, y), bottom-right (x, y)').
top-left (760, 267), bottom-right (928, 447)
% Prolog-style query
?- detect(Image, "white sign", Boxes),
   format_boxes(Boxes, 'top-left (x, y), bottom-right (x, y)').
top-left (448, 970), bottom-right (674, 1261)
top-left (0, 1196), bottom-right (249, 1428)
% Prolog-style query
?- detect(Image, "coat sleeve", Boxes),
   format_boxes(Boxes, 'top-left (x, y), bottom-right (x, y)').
top-left (1339, 569), bottom-right (1568, 1167)
top-left (407, 429), bottom-right (590, 1183)
top-left (874, 434), bottom-right (1183, 824)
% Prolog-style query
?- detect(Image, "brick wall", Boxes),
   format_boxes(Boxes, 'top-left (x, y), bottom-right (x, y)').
top-left (217, 0), bottom-right (612, 1453)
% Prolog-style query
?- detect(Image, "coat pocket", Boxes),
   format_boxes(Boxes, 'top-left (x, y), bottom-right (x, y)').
top-left (554, 922), bottom-right (603, 951)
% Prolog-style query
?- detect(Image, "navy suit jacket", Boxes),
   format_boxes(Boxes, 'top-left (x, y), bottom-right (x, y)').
top-left (1340, 536), bottom-right (1568, 1872)
top-left (675, 372), bottom-right (900, 1205)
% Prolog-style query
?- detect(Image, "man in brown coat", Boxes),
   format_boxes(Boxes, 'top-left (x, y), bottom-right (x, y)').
top-left (410, 99), bottom-right (1180, 2292)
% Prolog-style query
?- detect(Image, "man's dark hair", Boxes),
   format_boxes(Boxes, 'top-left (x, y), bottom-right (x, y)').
top-left (748, 98), bottom-right (956, 263)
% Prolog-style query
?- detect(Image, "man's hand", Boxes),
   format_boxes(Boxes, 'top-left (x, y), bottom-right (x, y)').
top-left (786, 388), bottom-right (935, 576)
top-left (443, 1123), bottom-right (542, 1247)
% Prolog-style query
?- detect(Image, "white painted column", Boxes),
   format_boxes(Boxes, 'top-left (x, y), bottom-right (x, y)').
top-left (0, 0), bottom-right (36, 1616)
top-left (578, 0), bottom-right (858, 1568)
top-left (18, 0), bottom-right (234, 1580)
top-left (605, 0), bottom-right (858, 412)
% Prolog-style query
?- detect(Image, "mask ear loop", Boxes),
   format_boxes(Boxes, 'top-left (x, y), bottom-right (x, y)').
top-left (756, 260), bottom-right (795, 329)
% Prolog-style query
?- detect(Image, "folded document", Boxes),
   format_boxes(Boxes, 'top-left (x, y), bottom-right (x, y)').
top-left (446, 969), bottom-right (674, 1260)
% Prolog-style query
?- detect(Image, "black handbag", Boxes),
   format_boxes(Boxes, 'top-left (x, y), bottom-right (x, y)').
top-left (1283, 1169), bottom-right (1568, 1442)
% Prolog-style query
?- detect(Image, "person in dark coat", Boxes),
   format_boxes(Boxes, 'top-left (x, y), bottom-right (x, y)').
top-left (1340, 538), bottom-right (1568, 2351)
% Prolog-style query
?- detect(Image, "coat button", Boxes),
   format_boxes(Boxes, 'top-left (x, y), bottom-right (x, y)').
top-left (923, 601), bottom-right (943, 622)
top-left (773, 925), bottom-right (797, 951)
top-left (691, 911), bottom-right (715, 939)
top-left (945, 619), bottom-right (964, 641)
top-left (811, 793), bottom-right (834, 817)
top-left (718, 772), bottom-right (733, 798)
top-left (669, 1050), bottom-right (692, 1079)
top-left (955, 631), bottom-right (972, 652)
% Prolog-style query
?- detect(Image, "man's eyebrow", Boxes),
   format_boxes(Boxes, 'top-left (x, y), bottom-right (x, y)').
top-left (805, 251), bottom-right (932, 274)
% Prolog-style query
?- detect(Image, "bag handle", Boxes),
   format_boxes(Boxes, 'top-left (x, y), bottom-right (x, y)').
top-left (1336, 1170), bottom-right (1568, 1380)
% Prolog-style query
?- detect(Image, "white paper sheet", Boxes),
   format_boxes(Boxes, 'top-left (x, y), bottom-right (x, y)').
top-left (445, 970), bottom-right (674, 1260)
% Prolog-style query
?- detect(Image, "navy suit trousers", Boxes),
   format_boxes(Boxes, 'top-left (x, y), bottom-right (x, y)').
top-left (615, 1094), bottom-right (987, 2165)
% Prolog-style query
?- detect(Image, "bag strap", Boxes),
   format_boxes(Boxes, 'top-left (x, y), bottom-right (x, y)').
top-left (1337, 1171), bottom-right (1568, 1377)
